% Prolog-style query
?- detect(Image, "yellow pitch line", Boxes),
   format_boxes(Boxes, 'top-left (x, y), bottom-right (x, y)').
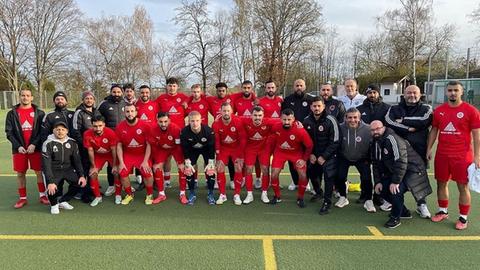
top-left (263, 238), bottom-right (277, 270)
top-left (366, 226), bottom-right (384, 236)
top-left (0, 234), bottom-right (479, 241)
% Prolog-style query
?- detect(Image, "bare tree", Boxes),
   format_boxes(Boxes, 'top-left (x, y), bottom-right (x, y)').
top-left (211, 10), bottom-right (232, 84)
top-left (26, 0), bottom-right (82, 107)
top-left (0, 0), bottom-right (31, 92)
top-left (153, 41), bottom-right (190, 86)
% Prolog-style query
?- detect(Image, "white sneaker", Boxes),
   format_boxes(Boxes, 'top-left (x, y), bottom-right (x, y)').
top-left (261, 191), bottom-right (270, 204)
top-left (243, 192), bottom-right (254, 204)
top-left (50, 204), bottom-right (60, 214)
top-left (334, 191), bottom-right (341, 198)
top-left (164, 180), bottom-right (171, 188)
top-left (363, 200), bottom-right (376, 213)
top-left (135, 175), bottom-right (142, 184)
top-left (90, 197), bottom-right (103, 207)
top-left (104, 186), bottom-right (115, 196)
top-left (59, 201), bottom-right (74, 210)
top-left (115, 195), bottom-right (122, 205)
top-left (254, 178), bottom-right (262, 189)
top-left (335, 196), bottom-right (349, 208)
top-left (288, 181), bottom-right (297, 191)
top-left (214, 181), bottom-right (219, 189)
top-left (306, 182), bottom-right (314, 194)
top-left (216, 194), bottom-right (227, 205)
top-left (380, 201), bottom-right (392, 212)
top-left (416, 203), bottom-right (431, 219)
top-left (233, 194), bottom-right (242, 206)
top-left (230, 181), bottom-right (235, 190)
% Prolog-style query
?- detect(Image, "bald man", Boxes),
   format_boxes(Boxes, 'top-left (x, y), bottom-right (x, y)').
top-left (338, 79), bottom-right (366, 110)
top-left (370, 120), bottom-right (432, 228)
top-left (385, 85), bottom-right (433, 219)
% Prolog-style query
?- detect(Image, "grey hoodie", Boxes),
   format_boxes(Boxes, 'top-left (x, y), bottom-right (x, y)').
top-left (339, 121), bottom-right (371, 162)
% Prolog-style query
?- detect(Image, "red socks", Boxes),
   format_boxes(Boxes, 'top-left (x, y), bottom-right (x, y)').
top-left (459, 204), bottom-right (470, 216)
top-left (245, 174), bottom-right (253, 192)
top-left (234, 172), bottom-right (243, 195)
top-left (90, 178), bottom-right (101, 197)
top-left (37, 182), bottom-right (46, 193)
top-left (218, 173), bottom-right (226, 194)
top-left (297, 178), bottom-right (308, 199)
top-left (18, 187), bottom-right (27, 198)
top-left (114, 178), bottom-right (122, 196)
top-left (261, 174), bottom-right (270, 191)
top-left (154, 169), bottom-right (164, 192)
top-left (271, 176), bottom-right (281, 198)
top-left (438, 199), bottom-right (448, 208)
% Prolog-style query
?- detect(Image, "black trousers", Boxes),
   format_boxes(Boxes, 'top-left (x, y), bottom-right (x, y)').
top-left (307, 158), bottom-right (337, 204)
top-left (337, 157), bottom-right (373, 200)
top-left (47, 170), bottom-right (81, 206)
top-left (379, 178), bottom-right (410, 218)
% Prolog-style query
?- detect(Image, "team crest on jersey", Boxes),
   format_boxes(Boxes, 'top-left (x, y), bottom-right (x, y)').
top-left (65, 143), bottom-right (71, 149)
top-left (302, 101), bottom-right (308, 107)
top-left (68, 114), bottom-right (72, 118)
top-left (168, 135), bottom-right (173, 140)
top-left (148, 105), bottom-right (153, 110)
top-left (261, 126), bottom-right (267, 130)
top-left (457, 112), bottom-right (464, 119)
top-left (53, 145), bottom-right (58, 152)
top-left (30, 112), bottom-right (35, 117)
top-left (318, 126), bottom-right (324, 132)
top-left (201, 137), bottom-right (207, 142)
top-left (329, 105), bottom-right (335, 111)
top-left (290, 135), bottom-right (295, 140)
top-left (384, 149), bottom-right (388, 155)
top-left (231, 127), bottom-right (236, 132)
top-left (176, 98), bottom-right (181, 103)
top-left (355, 136), bottom-right (362, 142)
top-left (136, 129), bottom-right (142, 134)
top-left (199, 104), bottom-right (204, 109)
top-left (102, 138), bottom-right (108, 143)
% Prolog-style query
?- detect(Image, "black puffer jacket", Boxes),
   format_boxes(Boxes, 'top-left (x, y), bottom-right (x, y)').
top-left (5, 104), bottom-right (45, 153)
top-left (357, 97), bottom-right (390, 124)
top-left (385, 100), bottom-right (432, 164)
top-left (303, 112), bottom-right (340, 160)
top-left (96, 96), bottom-right (126, 129)
top-left (72, 103), bottom-right (96, 144)
top-left (324, 97), bottom-right (346, 123)
top-left (281, 92), bottom-right (314, 122)
top-left (41, 107), bottom-right (75, 141)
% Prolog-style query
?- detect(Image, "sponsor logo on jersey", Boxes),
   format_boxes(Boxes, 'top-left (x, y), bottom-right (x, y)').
top-left (128, 139), bottom-right (140, 147)
top-left (193, 143), bottom-right (203, 148)
top-left (280, 141), bottom-right (292, 150)
top-left (271, 111), bottom-right (279, 118)
top-left (444, 122), bottom-right (456, 132)
top-left (54, 115), bottom-right (60, 119)
top-left (108, 107), bottom-right (113, 111)
top-left (21, 120), bottom-right (32, 130)
top-left (169, 106), bottom-right (178, 113)
top-left (361, 112), bottom-right (366, 115)
top-left (224, 135), bottom-right (234, 143)
top-left (97, 147), bottom-right (108, 153)
top-left (140, 113), bottom-right (148, 120)
top-left (252, 132), bottom-right (263, 140)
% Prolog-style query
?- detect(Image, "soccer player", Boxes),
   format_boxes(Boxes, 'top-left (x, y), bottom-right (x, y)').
top-left (83, 115), bottom-right (118, 206)
top-left (259, 80), bottom-right (283, 119)
top-left (5, 88), bottom-right (48, 208)
top-left (427, 81), bottom-right (480, 230)
top-left (42, 121), bottom-right (87, 214)
top-left (212, 102), bottom-right (246, 205)
top-left (233, 80), bottom-right (256, 118)
top-left (136, 85), bottom-right (158, 124)
top-left (115, 104), bottom-right (154, 205)
top-left (149, 112), bottom-right (187, 204)
top-left (186, 84), bottom-right (210, 125)
top-left (180, 111), bottom-right (217, 205)
top-left (207, 82), bottom-right (238, 120)
top-left (269, 109), bottom-right (313, 206)
top-left (242, 106), bottom-right (277, 204)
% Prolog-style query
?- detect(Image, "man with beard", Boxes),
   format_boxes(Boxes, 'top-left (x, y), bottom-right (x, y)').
top-left (186, 84), bottom-right (210, 125)
top-left (5, 88), bottom-right (48, 208)
top-left (371, 120), bottom-right (432, 228)
top-left (41, 91), bottom-right (75, 141)
top-left (269, 109), bottom-right (313, 207)
top-left (303, 97), bottom-right (340, 212)
top-left (337, 108), bottom-right (375, 213)
top-left (207, 82), bottom-right (233, 120)
top-left (259, 81), bottom-right (283, 119)
top-left (123, 83), bottom-right (137, 105)
top-left (319, 83), bottom-right (346, 123)
top-left (427, 81), bottom-right (480, 230)
top-left (357, 84), bottom-right (390, 125)
top-left (72, 90), bottom-right (97, 203)
top-left (234, 80), bottom-right (256, 118)
top-left (136, 85), bottom-right (158, 125)
top-left (115, 104), bottom-right (154, 205)
top-left (180, 111), bottom-right (217, 205)
top-left (281, 79), bottom-right (313, 191)
top-left (212, 102), bottom-right (246, 205)
top-left (83, 115), bottom-right (118, 206)
top-left (97, 84), bottom-right (126, 197)
top-left (148, 112), bottom-right (187, 205)
top-left (386, 85), bottom-right (433, 219)
top-left (338, 79), bottom-right (366, 110)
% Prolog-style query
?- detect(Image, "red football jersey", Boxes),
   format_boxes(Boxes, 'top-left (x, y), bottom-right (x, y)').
top-left (155, 93), bottom-right (188, 127)
top-left (16, 107), bottom-right (35, 146)
top-left (259, 96), bottom-right (283, 119)
top-left (148, 123), bottom-right (182, 150)
top-left (432, 102), bottom-right (480, 156)
top-left (186, 96), bottom-right (210, 125)
top-left (212, 116), bottom-right (246, 152)
top-left (242, 117), bottom-right (278, 150)
top-left (83, 127), bottom-right (117, 157)
top-left (115, 120), bottom-right (150, 156)
top-left (271, 121), bottom-right (313, 160)
top-left (135, 99), bottom-right (158, 124)
top-left (234, 96), bottom-right (255, 118)
top-left (207, 95), bottom-right (233, 120)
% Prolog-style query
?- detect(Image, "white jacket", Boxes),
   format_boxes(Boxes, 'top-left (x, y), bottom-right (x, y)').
top-left (338, 94), bottom-right (366, 110)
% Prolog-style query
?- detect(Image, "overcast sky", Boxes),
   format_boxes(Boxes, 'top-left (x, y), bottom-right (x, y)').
top-left (77, 0), bottom-right (480, 57)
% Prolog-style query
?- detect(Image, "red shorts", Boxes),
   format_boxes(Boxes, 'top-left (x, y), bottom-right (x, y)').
top-left (119, 154), bottom-right (153, 178)
top-left (152, 148), bottom-right (184, 165)
top-left (94, 155), bottom-right (114, 171)
top-left (245, 148), bottom-right (270, 167)
top-left (434, 154), bottom-right (472, 184)
top-left (217, 147), bottom-right (244, 164)
top-left (271, 151), bottom-right (305, 170)
top-left (13, 152), bottom-right (42, 173)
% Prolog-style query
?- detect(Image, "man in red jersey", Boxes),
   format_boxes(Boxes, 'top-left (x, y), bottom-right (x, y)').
top-left (186, 84), bottom-right (209, 125)
top-left (5, 88), bottom-right (48, 208)
top-left (136, 85), bottom-right (158, 124)
top-left (207, 82), bottom-right (233, 120)
top-left (269, 108), bottom-right (313, 207)
top-left (149, 112), bottom-right (187, 204)
top-left (116, 104), bottom-right (154, 205)
top-left (259, 80), bottom-right (283, 119)
top-left (233, 80), bottom-right (257, 118)
top-left (427, 81), bottom-right (480, 230)
top-left (83, 115), bottom-right (118, 206)
top-left (212, 102), bottom-right (246, 205)
top-left (242, 106), bottom-right (278, 204)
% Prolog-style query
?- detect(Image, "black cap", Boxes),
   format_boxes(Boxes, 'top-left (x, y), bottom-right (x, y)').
top-left (53, 91), bottom-right (67, 101)
top-left (366, 84), bottom-right (380, 94)
top-left (53, 120), bottom-right (68, 129)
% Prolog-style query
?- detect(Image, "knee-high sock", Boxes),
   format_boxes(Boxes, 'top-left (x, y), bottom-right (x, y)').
top-left (124, 186), bottom-right (132, 195)
top-left (154, 169), bottom-right (164, 192)
top-left (271, 176), bottom-right (281, 198)
top-left (37, 182), bottom-right (46, 194)
top-left (218, 172), bottom-right (226, 194)
top-left (179, 171), bottom-right (187, 192)
top-left (90, 178), bottom-right (101, 198)
top-left (245, 173), bottom-right (253, 192)
top-left (297, 177), bottom-right (308, 199)
top-left (261, 174), bottom-right (270, 192)
top-left (114, 177), bottom-right (122, 196)
top-left (234, 172), bottom-right (243, 195)
top-left (146, 185), bottom-right (153, 196)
